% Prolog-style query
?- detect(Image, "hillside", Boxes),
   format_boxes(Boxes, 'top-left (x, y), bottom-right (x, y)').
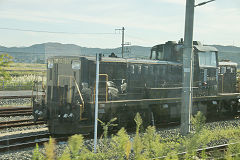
top-left (211, 45), bottom-right (240, 64)
top-left (0, 43), bottom-right (240, 65)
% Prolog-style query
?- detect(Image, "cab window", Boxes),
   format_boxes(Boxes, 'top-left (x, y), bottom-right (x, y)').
top-left (198, 52), bottom-right (217, 67)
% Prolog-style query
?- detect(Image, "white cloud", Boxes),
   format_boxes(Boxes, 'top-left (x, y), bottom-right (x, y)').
top-left (0, 6), bottom-right (183, 33)
top-left (0, 0), bottom-right (239, 47)
top-left (194, 4), bottom-right (240, 46)
top-left (0, 10), bottom-right (66, 23)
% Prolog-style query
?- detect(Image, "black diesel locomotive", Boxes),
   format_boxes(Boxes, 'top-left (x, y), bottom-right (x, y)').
top-left (33, 41), bottom-right (240, 135)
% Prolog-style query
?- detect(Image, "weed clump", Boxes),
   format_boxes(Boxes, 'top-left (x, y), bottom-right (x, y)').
top-left (32, 143), bottom-right (44, 160)
top-left (33, 112), bottom-right (240, 160)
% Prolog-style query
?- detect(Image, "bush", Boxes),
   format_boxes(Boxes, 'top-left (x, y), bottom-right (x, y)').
top-left (44, 137), bottom-right (56, 160)
top-left (32, 143), bottom-right (44, 160)
top-left (33, 112), bottom-right (240, 160)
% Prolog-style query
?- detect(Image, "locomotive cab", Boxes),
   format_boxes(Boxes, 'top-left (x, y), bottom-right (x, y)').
top-left (218, 60), bottom-right (237, 93)
top-left (194, 44), bottom-right (219, 96)
top-left (151, 40), bottom-right (219, 96)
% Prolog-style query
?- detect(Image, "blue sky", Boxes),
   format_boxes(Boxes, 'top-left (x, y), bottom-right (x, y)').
top-left (0, 0), bottom-right (239, 48)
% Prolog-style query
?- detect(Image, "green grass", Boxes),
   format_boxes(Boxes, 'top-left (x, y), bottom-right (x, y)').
top-left (2, 62), bottom-right (46, 76)
top-left (33, 112), bottom-right (240, 160)
top-left (0, 62), bottom-right (46, 91)
top-left (8, 62), bottom-right (46, 69)
top-left (8, 71), bottom-right (45, 76)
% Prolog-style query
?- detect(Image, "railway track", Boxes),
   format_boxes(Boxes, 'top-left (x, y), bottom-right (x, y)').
top-left (0, 132), bottom-right (50, 152)
top-left (0, 107), bottom-right (32, 117)
top-left (152, 113), bottom-right (240, 131)
top-left (154, 142), bottom-right (240, 159)
top-left (0, 132), bottom-right (68, 153)
top-left (0, 119), bottom-right (45, 129)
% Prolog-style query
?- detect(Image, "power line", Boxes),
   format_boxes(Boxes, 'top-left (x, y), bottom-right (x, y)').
top-left (126, 34), bottom-right (156, 44)
top-left (0, 27), bottom-right (118, 35)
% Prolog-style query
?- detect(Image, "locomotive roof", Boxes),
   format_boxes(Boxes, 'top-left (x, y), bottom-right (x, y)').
top-left (99, 57), bottom-right (181, 65)
top-left (48, 56), bottom-right (182, 65)
top-left (152, 42), bottom-right (218, 52)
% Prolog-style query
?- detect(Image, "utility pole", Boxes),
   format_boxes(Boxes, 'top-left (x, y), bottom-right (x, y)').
top-left (121, 27), bottom-right (125, 58)
top-left (115, 27), bottom-right (125, 58)
top-left (181, 0), bottom-right (195, 136)
top-left (180, 0), bottom-right (216, 136)
top-left (93, 53), bottom-right (100, 153)
top-left (115, 27), bottom-right (130, 58)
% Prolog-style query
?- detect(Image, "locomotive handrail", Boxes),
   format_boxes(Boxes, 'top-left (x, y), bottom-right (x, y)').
top-left (31, 84), bottom-right (34, 108)
top-left (222, 74), bottom-right (224, 93)
top-left (57, 75), bottom-right (85, 120)
top-left (31, 80), bottom-right (41, 108)
top-left (73, 78), bottom-right (85, 120)
top-left (93, 74), bottom-right (109, 102)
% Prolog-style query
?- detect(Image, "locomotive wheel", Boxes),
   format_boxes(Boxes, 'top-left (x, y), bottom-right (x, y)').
top-left (206, 101), bottom-right (221, 119)
top-left (228, 100), bottom-right (238, 116)
top-left (220, 100), bottom-right (236, 116)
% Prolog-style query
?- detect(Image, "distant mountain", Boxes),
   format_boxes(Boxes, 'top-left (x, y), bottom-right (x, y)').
top-left (212, 45), bottom-right (240, 53)
top-left (0, 42), bottom-right (151, 57)
top-left (44, 43), bottom-right (151, 58)
top-left (0, 42), bottom-right (240, 66)
top-left (211, 45), bottom-right (240, 65)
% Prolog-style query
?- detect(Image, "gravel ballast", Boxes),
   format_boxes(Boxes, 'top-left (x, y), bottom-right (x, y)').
top-left (0, 115), bottom-right (34, 122)
top-left (0, 98), bottom-right (31, 106)
top-left (0, 124), bottom-right (47, 134)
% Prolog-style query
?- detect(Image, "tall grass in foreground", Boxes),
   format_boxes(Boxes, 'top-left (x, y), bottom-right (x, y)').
top-left (33, 112), bottom-right (240, 160)
top-left (0, 75), bottom-right (46, 91)
top-left (0, 62), bottom-right (46, 91)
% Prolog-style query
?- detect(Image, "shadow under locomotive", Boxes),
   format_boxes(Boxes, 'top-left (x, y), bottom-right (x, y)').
top-left (33, 40), bottom-right (240, 135)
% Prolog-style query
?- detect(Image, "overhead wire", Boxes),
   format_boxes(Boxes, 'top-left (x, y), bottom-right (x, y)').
top-left (0, 27), bottom-right (155, 46)
top-left (0, 27), bottom-right (118, 35)
top-left (0, 27), bottom-right (123, 50)
top-left (125, 34), bottom-right (158, 46)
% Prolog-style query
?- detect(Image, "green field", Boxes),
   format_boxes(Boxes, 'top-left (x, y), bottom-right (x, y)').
top-left (0, 63), bottom-right (46, 91)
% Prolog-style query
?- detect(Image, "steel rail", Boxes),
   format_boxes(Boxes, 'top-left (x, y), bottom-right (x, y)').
top-left (0, 119), bottom-right (45, 129)
top-left (152, 142), bottom-right (240, 159)
top-left (0, 107), bottom-right (33, 117)
top-left (0, 132), bottom-right (50, 152)
top-left (0, 132), bottom-right (69, 153)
